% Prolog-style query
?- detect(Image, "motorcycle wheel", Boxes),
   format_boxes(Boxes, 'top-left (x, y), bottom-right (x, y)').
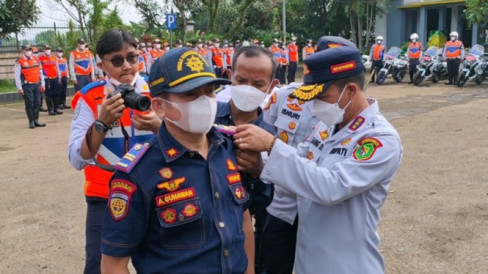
top-left (395, 70), bottom-right (406, 83)
top-left (413, 71), bottom-right (423, 85)
top-left (432, 75), bottom-right (438, 83)
top-left (457, 74), bottom-right (467, 87)
top-left (376, 71), bottom-right (386, 85)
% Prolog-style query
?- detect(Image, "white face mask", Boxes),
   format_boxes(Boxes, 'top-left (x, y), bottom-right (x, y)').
top-left (78, 44), bottom-right (86, 50)
top-left (107, 72), bottom-right (139, 86)
top-left (451, 36), bottom-right (456, 41)
top-left (197, 43), bottom-right (203, 48)
top-left (163, 95), bottom-right (217, 134)
top-left (57, 52), bottom-right (63, 57)
top-left (164, 46), bottom-right (170, 51)
top-left (307, 43), bottom-right (312, 47)
top-left (215, 43), bottom-right (220, 48)
top-left (312, 85), bottom-right (351, 126)
top-left (377, 40), bottom-right (382, 44)
top-left (411, 39), bottom-right (417, 43)
top-left (155, 44), bottom-right (161, 49)
top-left (44, 50), bottom-right (51, 55)
top-left (231, 84), bottom-right (270, 112)
top-left (24, 51), bottom-right (33, 58)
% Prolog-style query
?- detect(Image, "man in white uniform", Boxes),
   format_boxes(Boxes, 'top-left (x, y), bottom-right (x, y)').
top-left (234, 43), bottom-right (403, 273)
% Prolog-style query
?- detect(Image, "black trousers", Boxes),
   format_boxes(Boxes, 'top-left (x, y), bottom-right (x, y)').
top-left (447, 58), bottom-right (461, 83)
top-left (287, 61), bottom-right (297, 83)
top-left (21, 83), bottom-right (41, 122)
top-left (60, 76), bottom-right (68, 105)
top-left (84, 197), bottom-right (107, 274)
top-left (371, 60), bottom-right (384, 81)
top-left (409, 59), bottom-right (420, 81)
top-left (75, 75), bottom-right (91, 92)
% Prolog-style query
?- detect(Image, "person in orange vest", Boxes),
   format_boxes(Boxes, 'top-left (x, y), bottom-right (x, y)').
top-left (269, 38), bottom-right (281, 82)
top-left (69, 38), bottom-right (96, 92)
top-left (277, 42), bottom-right (289, 84)
top-left (287, 36), bottom-right (299, 83)
top-left (302, 39), bottom-right (315, 60)
top-left (147, 39), bottom-right (164, 73)
top-left (68, 29), bottom-right (160, 274)
top-left (137, 42), bottom-right (147, 77)
top-left (369, 36), bottom-right (387, 83)
top-left (31, 46), bottom-right (47, 112)
top-left (174, 39), bottom-right (183, 48)
top-left (163, 41), bottom-right (170, 52)
top-left (406, 33), bottom-right (423, 84)
top-left (40, 45), bottom-right (63, 115)
top-left (222, 39), bottom-right (234, 79)
top-left (55, 47), bottom-right (70, 109)
top-left (442, 31), bottom-right (465, 85)
top-left (210, 38), bottom-right (224, 77)
top-left (14, 44), bottom-right (46, 128)
top-left (195, 38), bottom-right (213, 66)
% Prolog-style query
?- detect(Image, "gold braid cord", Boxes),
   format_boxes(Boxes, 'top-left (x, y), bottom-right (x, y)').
top-left (290, 84), bottom-right (325, 101)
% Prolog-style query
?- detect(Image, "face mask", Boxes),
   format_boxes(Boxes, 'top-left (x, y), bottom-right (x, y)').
top-left (78, 44), bottom-right (85, 50)
top-left (312, 85), bottom-right (351, 126)
top-left (44, 50), bottom-right (51, 55)
top-left (215, 43), bottom-right (220, 48)
top-left (224, 43), bottom-right (228, 47)
top-left (411, 39), bottom-right (417, 42)
top-left (57, 52), bottom-right (63, 57)
top-left (451, 37), bottom-right (456, 41)
top-left (155, 44), bottom-right (161, 49)
top-left (197, 43), bottom-right (203, 48)
top-left (377, 41), bottom-right (382, 44)
top-left (307, 43), bottom-right (312, 47)
top-left (231, 84), bottom-right (270, 112)
top-left (24, 51), bottom-right (33, 58)
top-left (163, 95), bottom-right (217, 134)
top-left (107, 72), bottom-right (139, 87)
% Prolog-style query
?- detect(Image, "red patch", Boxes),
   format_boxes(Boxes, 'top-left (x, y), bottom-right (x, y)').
top-left (159, 167), bottom-right (173, 179)
top-left (182, 203), bottom-right (199, 217)
top-left (155, 187), bottom-right (196, 207)
top-left (234, 186), bottom-right (246, 200)
top-left (287, 103), bottom-right (303, 111)
top-left (226, 159), bottom-right (238, 171)
top-left (226, 173), bottom-right (242, 185)
top-left (109, 179), bottom-right (137, 221)
top-left (264, 92), bottom-right (277, 110)
top-left (289, 122), bottom-right (296, 130)
top-left (330, 60), bottom-right (357, 74)
top-left (165, 148), bottom-right (179, 158)
top-left (319, 130), bottom-right (328, 140)
top-left (161, 208), bottom-right (177, 224)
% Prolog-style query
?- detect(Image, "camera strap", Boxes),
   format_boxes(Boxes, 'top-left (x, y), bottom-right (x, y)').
top-left (119, 119), bottom-right (131, 154)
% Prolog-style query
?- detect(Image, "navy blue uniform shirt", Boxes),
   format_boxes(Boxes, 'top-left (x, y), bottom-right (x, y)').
top-left (101, 122), bottom-right (249, 274)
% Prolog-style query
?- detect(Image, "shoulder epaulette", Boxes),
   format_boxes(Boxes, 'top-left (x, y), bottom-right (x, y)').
top-left (114, 143), bottom-right (150, 173)
top-left (80, 80), bottom-right (106, 95)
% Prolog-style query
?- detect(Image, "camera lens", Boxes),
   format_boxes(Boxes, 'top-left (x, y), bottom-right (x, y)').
top-left (124, 92), bottom-right (151, 111)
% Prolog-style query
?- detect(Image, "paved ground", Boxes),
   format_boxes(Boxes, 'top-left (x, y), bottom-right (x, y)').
top-left (0, 80), bottom-right (487, 273)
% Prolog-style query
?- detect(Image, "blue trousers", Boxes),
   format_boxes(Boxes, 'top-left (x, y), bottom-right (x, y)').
top-left (75, 75), bottom-right (91, 92)
top-left (84, 197), bottom-right (107, 274)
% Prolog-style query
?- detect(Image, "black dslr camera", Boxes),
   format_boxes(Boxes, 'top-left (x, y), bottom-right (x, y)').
top-left (107, 84), bottom-right (151, 111)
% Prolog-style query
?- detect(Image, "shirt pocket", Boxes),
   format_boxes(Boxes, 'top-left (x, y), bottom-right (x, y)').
top-left (157, 197), bottom-right (206, 249)
top-left (228, 183), bottom-right (250, 234)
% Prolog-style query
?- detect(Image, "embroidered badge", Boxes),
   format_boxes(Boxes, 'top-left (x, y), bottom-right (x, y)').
top-left (157, 177), bottom-right (186, 192)
top-left (159, 167), bottom-right (174, 179)
top-left (155, 187), bottom-right (196, 207)
top-left (291, 84), bottom-right (324, 101)
top-left (353, 137), bottom-right (383, 161)
top-left (108, 179), bottom-right (137, 221)
top-left (226, 173), bottom-right (242, 185)
top-left (161, 208), bottom-right (177, 224)
top-left (166, 147), bottom-right (179, 158)
top-left (319, 130), bottom-right (328, 140)
top-left (115, 143), bottom-right (149, 173)
top-left (287, 103), bottom-right (303, 111)
top-left (348, 116), bottom-right (365, 131)
top-left (182, 203), bottom-right (199, 217)
top-left (288, 122), bottom-right (296, 130)
top-left (234, 186), bottom-right (246, 200)
top-left (279, 131), bottom-right (289, 143)
top-left (331, 60), bottom-right (357, 74)
top-left (226, 159), bottom-right (238, 171)
top-left (341, 137), bottom-right (352, 146)
top-left (306, 151), bottom-right (314, 160)
top-left (263, 92), bottom-right (277, 110)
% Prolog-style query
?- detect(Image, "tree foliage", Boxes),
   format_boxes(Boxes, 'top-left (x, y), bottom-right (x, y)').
top-left (464, 0), bottom-right (488, 29)
top-left (0, 0), bottom-right (39, 38)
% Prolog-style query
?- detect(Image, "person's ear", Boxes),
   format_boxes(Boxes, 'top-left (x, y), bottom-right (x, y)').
top-left (97, 62), bottom-right (104, 72)
top-left (269, 79), bottom-right (279, 91)
top-left (151, 98), bottom-right (166, 118)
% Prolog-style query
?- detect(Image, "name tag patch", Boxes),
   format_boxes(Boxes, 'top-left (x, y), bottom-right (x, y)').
top-left (155, 187), bottom-right (196, 207)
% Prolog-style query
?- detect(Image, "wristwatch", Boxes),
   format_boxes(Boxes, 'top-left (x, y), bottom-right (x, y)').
top-left (94, 120), bottom-right (110, 133)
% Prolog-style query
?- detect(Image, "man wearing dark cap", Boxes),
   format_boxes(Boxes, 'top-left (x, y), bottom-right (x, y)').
top-left (70, 38), bottom-right (96, 91)
top-left (302, 38), bottom-right (315, 60)
top-left (174, 39), bottom-right (183, 48)
top-left (14, 44), bottom-right (46, 128)
top-left (100, 47), bottom-right (254, 273)
top-left (236, 40), bottom-right (403, 273)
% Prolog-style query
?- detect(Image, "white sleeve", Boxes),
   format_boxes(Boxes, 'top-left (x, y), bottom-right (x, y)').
top-left (14, 62), bottom-right (22, 90)
top-left (260, 134), bottom-right (403, 206)
top-left (67, 98), bottom-right (96, 170)
top-left (69, 52), bottom-right (76, 82)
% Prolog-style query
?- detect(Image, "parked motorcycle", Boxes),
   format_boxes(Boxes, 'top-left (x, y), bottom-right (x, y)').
top-left (457, 44), bottom-right (485, 87)
top-left (413, 46), bottom-right (448, 85)
top-left (362, 54), bottom-right (372, 71)
top-left (376, 47), bottom-right (408, 84)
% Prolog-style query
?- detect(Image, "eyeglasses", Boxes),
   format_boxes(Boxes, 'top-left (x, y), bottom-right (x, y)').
top-left (104, 53), bottom-right (139, 67)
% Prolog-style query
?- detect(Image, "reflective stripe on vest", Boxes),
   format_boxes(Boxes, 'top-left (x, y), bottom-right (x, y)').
top-left (408, 42), bottom-right (422, 59)
top-left (72, 50), bottom-right (93, 75)
top-left (445, 40), bottom-right (463, 58)
top-left (58, 57), bottom-right (68, 77)
top-left (18, 57), bottom-right (41, 83)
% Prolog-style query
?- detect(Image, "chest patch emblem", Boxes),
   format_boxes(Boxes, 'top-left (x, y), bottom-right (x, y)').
top-left (161, 208), bottom-right (177, 224)
top-left (306, 151), bottom-right (314, 160)
top-left (182, 203), bottom-right (199, 217)
top-left (155, 187), bottom-right (196, 207)
top-left (289, 121), bottom-right (296, 130)
top-left (279, 131), bottom-right (289, 143)
top-left (109, 179), bottom-right (137, 221)
top-left (287, 103), bottom-right (303, 111)
top-left (157, 177), bottom-right (186, 192)
top-left (341, 138), bottom-right (352, 146)
top-left (226, 159), bottom-right (238, 171)
top-left (226, 173), bottom-right (242, 185)
top-left (234, 186), bottom-right (246, 200)
top-left (353, 137), bottom-right (383, 161)
top-left (159, 167), bottom-right (174, 179)
top-left (319, 130), bottom-right (328, 140)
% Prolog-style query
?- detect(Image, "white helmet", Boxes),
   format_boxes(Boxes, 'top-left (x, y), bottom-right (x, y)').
top-left (450, 31), bottom-right (458, 38)
top-left (376, 36), bottom-right (384, 41)
top-left (410, 33), bottom-right (419, 40)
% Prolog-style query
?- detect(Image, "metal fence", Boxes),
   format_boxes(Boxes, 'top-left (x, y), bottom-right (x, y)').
top-left (0, 23), bottom-right (81, 50)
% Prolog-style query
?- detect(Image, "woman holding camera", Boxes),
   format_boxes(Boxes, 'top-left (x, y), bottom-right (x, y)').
top-left (67, 29), bottom-right (161, 274)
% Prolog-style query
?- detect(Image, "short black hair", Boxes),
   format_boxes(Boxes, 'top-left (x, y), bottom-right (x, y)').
top-left (332, 72), bottom-right (366, 91)
top-left (96, 29), bottom-right (138, 59)
top-left (232, 45), bottom-right (277, 82)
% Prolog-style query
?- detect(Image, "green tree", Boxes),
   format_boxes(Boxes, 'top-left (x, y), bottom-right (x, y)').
top-left (35, 30), bottom-right (57, 46)
top-left (464, 0), bottom-right (488, 31)
top-left (0, 0), bottom-right (39, 38)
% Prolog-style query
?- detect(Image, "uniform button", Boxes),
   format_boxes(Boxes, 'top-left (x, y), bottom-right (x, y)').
top-left (189, 152), bottom-right (195, 158)
top-left (219, 222), bottom-right (225, 228)
top-left (266, 170), bottom-right (271, 175)
top-left (214, 192), bottom-right (220, 199)
top-left (178, 214), bottom-right (185, 222)
top-left (223, 249), bottom-right (230, 257)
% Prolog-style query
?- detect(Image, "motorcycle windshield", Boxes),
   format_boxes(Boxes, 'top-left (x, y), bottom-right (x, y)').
top-left (425, 46), bottom-right (438, 57)
top-left (386, 47), bottom-right (402, 59)
top-left (468, 44), bottom-right (484, 56)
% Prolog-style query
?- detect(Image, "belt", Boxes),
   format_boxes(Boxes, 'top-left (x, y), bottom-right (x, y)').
top-left (23, 81), bottom-right (40, 85)
top-left (47, 77), bottom-right (58, 79)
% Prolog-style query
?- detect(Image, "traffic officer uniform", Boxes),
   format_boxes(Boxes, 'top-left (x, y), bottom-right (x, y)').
top-left (259, 45), bottom-right (403, 273)
top-left (277, 43), bottom-right (289, 84)
top-left (287, 37), bottom-right (299, 83)
top-left (68, 75), bottom-right (154, 274)
top-left (269, 39), bottom-right (281, 82)
top-left (406, 34), bottom-right (423, 83)
top-left (195, 39), bottom-right (213, 67)
top-left (69, 38), bottom-right (96, 91)
top-left (222, 40), bottom-right (234, 79)
top-left (147, 39), bottom-right (165, 73)
top-left (210, 38), bottom-right (224, 77)
top-left (443, 31), bottom-right (464, 85)
top-left (101, 48), bottom-right (250, 273)
top-left (56, 47), bottom-right (70, 109)
top-left (39, 45), bottom-right (63, 115)
top-left (369, 36), bottom-right (386, 82)
top-left (14, 44), bottom-right (46, 128)
top-left (138, 43), bottom-right (148, 77)
top-left (302, 39), bottom-right (315, 60)
top-left (31, 47), bottom-right (47, 112)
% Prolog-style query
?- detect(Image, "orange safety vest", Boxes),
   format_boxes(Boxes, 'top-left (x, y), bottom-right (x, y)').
top-left (288, 44), bottom-right (298, 62)
top-left (196, 47), bottom-right (209, 58)
top-left (150, 49), bottom-right (164, 64)
top-left (371, 44), bottom-right (386, 60)
top-left (303, 46), bottom-right (314, 59)
top-left (278, 49), bottom-right (288, 65)
top-left (445, 40), bottom-right (463, 59)
top-left (138, 49), bottom-right (145, 73)
top-left (71, 49), bottom-right (93, 75)
top-left (269, 45), bottom-right (281, 61)
top-left (223, 47), bottom-right (234, 67)
top-left (39, 54), bottom-right (58, 78)
top-left (18, 57), bottom-right (41, 83)
top-left (408, 42), bottom-right (422, 59)
top-left (58, 57), bottom-right (68, 77)
top-left (211, 47), bottom-right (224, 67)
top-left (71, 81), bottom-right (154, 199)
